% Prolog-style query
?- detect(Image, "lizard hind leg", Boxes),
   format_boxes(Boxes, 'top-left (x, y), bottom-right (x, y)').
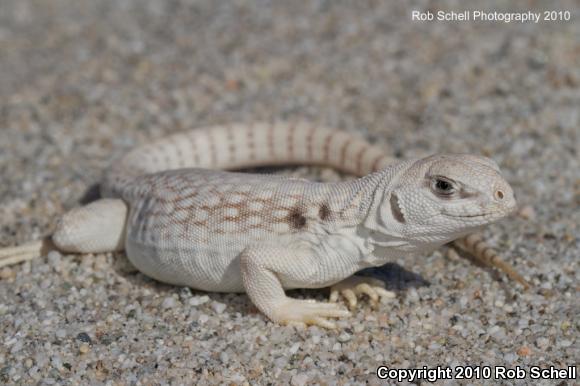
top-left (51, 198), bottom-right (128, 254)
top-left (0, 199), bottom-right (128, 268)
top-left (0, 239), bottom-right (54, 268)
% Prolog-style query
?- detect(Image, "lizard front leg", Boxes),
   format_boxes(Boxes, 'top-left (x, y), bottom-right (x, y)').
top-left (240, 245), bottom-right (350, 329)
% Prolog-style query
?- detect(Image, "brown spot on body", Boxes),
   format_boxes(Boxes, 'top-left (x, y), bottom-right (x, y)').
top-left (287, 208), bottom-right (307, 229)
top-left (319, 203), bottom-right (331, 220)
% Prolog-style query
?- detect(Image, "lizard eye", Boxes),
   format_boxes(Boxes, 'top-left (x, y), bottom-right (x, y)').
top-left (432, 177), bottom-right (456, 196)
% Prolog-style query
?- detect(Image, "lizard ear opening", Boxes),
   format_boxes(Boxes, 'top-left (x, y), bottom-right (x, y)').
top-left (389, 192), bottom-right (406, 224)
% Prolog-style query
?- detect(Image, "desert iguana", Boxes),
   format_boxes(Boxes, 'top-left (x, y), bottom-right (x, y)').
top-left (0, 122), bottom-right (529, 328)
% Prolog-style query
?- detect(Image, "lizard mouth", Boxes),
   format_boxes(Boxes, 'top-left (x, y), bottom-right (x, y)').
top-left (444, 212), bottom-right (492, 219)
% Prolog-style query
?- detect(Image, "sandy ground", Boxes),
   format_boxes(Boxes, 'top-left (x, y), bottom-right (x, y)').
top-left (0, 1), bottom-right (578, 384)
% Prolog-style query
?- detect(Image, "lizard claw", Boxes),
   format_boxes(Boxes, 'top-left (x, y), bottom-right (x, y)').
top-left (272, 298), bottom-right (351, 329)
top-left (330, 276), bottom-right (395, 310)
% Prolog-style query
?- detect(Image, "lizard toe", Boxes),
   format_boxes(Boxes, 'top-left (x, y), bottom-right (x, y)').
top-left (330, 276), bottom-right (396, 309)
top-left (272, 298), bottom-right (350, 329)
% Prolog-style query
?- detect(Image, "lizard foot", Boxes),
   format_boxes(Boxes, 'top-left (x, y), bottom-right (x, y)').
top-left (0, 239), bottom-right (53, 268)
top-left (272, 298), bottom-right (351, 329)
top-left (329, 276), bottom-right (395, 310)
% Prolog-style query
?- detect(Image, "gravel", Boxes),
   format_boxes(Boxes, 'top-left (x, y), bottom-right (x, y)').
top-left (0, 0), bottom-right (578, 384)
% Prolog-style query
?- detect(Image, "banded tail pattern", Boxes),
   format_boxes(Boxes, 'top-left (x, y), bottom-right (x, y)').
top-left (102, 122), bottom-right (394, 197)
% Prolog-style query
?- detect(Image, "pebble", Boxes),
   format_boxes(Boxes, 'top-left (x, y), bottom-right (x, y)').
top-left (518, 205), bottom-right (536, 220)
top-left (407, 289), bottom-right (420, 303)
top-left (51, 355), bottom-right (63, 370)
top-left (35, 353), bottom-right (49, 368)
top-left (429, 342), bottom-right (441, 350)
top-left (289, 343), bottom-right (300, 354)
top-left (517, 346), bottom-right (532, 356)
top-left (78, 344), bottom-right (90, 354)
top-left (40, 279), bottom-right (51, 289)
top-left (10, 341), bottom-right (23, 354)
top-left (230, 373), bottom-right (246, 383)
top-left (488, 326), bottom-right (506, 341)
top-left (28, 367), bottom-right (41, 381)
top-left (337, 333), bottom-right (351, 343)
top-left (536, 337), bottom-right (549, 349)
top-left (504, 353), bottom-right (517, 363)
top-left (291, 373), bottom-right (309, 386)
top-left (162, 296), bottom-right (178, 309)
top-left (211, 301), bottom-right (227, 314)
top-left (55, 329), bottom-right (67, 339)
top-left (76, 332), bottom-right (92, 344)
top-left (47, 251), bottom-right (62, 267)
top-left (189, 295), bottom-right (210, 306)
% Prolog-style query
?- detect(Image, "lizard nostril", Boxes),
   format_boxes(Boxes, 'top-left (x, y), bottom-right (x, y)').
top-left (495, 190), bottom-right (504, 200)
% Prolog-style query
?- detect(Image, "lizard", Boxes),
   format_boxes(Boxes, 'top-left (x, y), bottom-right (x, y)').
top-left (0, 122), bottom-right (530, 328)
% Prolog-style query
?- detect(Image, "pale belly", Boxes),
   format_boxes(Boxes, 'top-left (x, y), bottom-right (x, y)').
top-left (123, 222), bottom-right (361, 293)
top-left (123, 208), bottom-right (303, 292)
top-left (125, 237), bottom-right (247, 292)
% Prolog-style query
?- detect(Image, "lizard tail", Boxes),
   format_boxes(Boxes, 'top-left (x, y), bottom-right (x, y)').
top-left (0, 238), bottom-right (54, 268)
top-left (453, 233), bottom-right (531, 290)
top-left (101, 122), bottom-right (396, 197)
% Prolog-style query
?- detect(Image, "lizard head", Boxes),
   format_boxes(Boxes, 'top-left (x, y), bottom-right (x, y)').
top-left (370, 154), bottom-right (517, 248)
